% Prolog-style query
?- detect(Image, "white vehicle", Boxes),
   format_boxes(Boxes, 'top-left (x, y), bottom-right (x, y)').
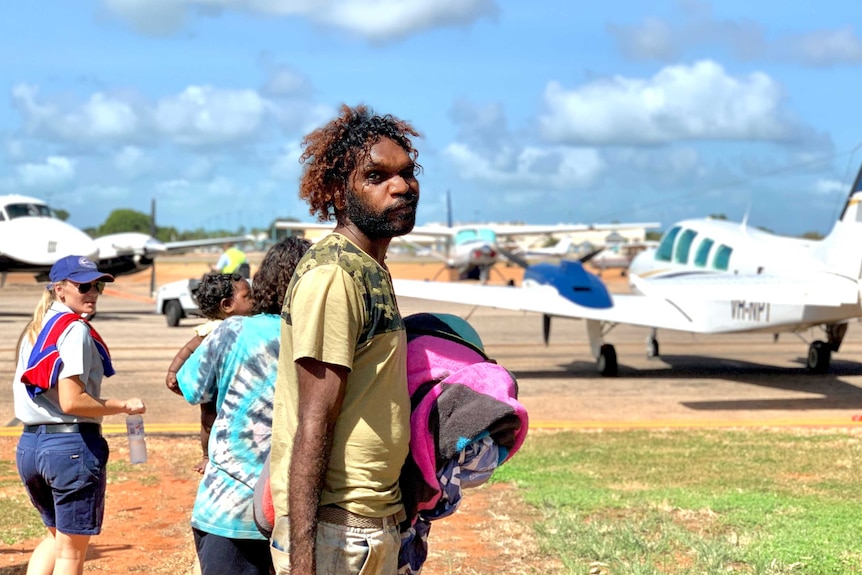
top-left (155, 278), bottom-right (203, 327)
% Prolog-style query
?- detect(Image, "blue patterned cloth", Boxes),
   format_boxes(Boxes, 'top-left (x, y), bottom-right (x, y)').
top-left (398, 436), bottom-right (500, 574)
top-left (177, 314), bottom-right (280, 540)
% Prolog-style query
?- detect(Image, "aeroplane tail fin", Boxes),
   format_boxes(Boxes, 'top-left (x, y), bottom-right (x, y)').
top-left (817, 161), bottom-right (862, 279)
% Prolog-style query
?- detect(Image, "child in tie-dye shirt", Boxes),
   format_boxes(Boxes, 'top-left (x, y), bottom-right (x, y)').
top-left (166, 272), bottom-right (254, 473)
top-left (176, 237), bottom-right (309, 575)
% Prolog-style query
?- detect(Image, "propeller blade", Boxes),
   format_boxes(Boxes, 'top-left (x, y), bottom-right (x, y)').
top-left (542, 314), bottom-right (551, 345)
top-left (497, 245), bottom-right (530, 269)
top-left (577, 246), bottom-right (605, 264)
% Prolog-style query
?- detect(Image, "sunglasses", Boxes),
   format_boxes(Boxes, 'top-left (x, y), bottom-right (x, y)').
top-left (72, 281), bottom-right (106, 295)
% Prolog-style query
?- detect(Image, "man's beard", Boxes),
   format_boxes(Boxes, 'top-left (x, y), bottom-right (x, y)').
top-left (345, 193), bottom-right (418, 240)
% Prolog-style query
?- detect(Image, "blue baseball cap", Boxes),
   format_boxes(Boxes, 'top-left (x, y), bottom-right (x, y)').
top-left (49, 256), bottom-right (115, 284)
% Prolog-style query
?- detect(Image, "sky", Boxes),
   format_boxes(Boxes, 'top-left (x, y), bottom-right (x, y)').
top-left (2, 0), bottom-right (862, 236)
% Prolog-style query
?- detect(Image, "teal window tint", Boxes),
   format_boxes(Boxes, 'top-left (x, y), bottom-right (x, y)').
top-left (477, 229), bottom-right (497, 243)
top-left (674, 229), bottom-right (698, 263)
top-left (713, 244), bottom-right (732, 270)
top-left (454, 229), bottom-right (478, 245)
top-left (693, 238), bottom-right (714, 267)
top-left (655, 226), bottom-right (681, 262)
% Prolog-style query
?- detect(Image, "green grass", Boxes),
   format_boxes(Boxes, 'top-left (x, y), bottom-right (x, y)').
top-left (494, 428), bottom-right (862, 575)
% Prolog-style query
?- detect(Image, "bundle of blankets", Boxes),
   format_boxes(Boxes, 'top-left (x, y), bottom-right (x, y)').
top-left (397, 313), bottom-right (529, 574)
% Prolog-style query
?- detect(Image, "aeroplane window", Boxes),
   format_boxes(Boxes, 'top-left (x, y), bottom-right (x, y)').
top-left (693, 238), bottom-right (713, 267)
top-left (477, 229), bottom-right (497, 243)
top-left (5, 204), bottom-right (30, 219)
top-left (655, 226), bottom-right (681, 262)
top-left (674, 229), bottom-right (698, 264)
top-left (713, 244), bottom-right (732, 270)
top-left (455, 230), bottom-right (478, 244)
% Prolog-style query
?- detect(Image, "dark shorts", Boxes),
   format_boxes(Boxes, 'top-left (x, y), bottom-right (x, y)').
top-left (16, 427), bottom-right (109, 536)
top-left (193, 528), bottom-right (272, 575)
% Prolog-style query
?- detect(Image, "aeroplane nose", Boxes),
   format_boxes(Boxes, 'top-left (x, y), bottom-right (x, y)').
top-left (37, 219), bottom-right (100, 263)
top-left (628, 252), bottom-right (647, 276)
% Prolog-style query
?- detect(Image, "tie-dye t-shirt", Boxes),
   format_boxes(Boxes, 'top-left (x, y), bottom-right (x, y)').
top-left (177, 313), bottom-right (280, 540)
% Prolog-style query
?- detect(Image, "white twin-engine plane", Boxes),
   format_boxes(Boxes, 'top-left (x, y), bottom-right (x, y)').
top-left (395, 163), bottom-right (862, 376)
top-left (0, 194), bottom-right (242, 284)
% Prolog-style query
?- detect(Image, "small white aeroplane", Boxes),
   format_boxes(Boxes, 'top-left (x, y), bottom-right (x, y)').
top-left (0, 194), bottom-right (246, 284)
top-left (520, 235), bottom-right (659, 276)
top-left (394, 162), bottom-right (862, 376)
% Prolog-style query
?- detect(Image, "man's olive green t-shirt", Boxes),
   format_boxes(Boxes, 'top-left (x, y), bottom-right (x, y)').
top-left (269, 233), bottom-right (410, 519)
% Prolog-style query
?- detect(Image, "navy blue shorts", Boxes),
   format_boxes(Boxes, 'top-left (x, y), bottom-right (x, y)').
top-left (193, 528), bottom-right (272, 575)
top-left (16, 427), bottom-right (109, 536)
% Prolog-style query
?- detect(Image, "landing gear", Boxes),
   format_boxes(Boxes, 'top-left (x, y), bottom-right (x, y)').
top-left (646, 329), bottom-right (659, 359)
top-left (597, 344), bottom-right (618, 377)
top-left (806, 341), bottom-right (831, 374)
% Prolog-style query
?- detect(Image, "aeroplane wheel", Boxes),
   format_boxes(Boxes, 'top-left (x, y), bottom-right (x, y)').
top-left (597, 344), bottom-right (618, 377)
top-left (806, 340), bottom-right (831, 374)
top-left (646, 337), bottom-right (659, 359)
top-left (165, 300), bottom-right (183, 327)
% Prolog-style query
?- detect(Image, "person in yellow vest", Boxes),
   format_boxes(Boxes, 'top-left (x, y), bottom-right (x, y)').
top-left (213, 243), bottom-right (249, 278)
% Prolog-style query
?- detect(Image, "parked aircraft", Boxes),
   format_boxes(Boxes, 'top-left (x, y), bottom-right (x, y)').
top-left (0, 194), bottom-right (246, 284)
top-left (394, 163), bottom-right (862, 376)
top-left (521, 236), bottom-right (659, 276)
top-left (589, 240), bottom-right (659, 275)
top-left (275, 219), bottom-right (660, 282)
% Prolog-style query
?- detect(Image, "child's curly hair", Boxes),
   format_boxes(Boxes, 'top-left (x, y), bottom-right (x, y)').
top-left (252, 237), bottom-right (311, 314)
top-left (299, 104), bottom-right (422, 222)
top-left (195, 272), bottom-right (243, 319)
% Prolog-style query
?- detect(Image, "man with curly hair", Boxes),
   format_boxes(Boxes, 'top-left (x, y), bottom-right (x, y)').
top-left (269, 104), bottom-right (421, 575)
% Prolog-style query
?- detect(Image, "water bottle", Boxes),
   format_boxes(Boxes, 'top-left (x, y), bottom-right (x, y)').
top-left (126, 414), bottom-right (148, 464)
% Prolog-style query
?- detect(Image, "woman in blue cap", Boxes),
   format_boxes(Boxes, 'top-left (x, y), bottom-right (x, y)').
top-left (13, 255), bottom-right (146, 575)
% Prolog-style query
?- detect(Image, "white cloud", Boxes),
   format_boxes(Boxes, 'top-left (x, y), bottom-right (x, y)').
top-left (608, 17), bottom-right (677, 60)
top-left (539, 60), bottom-right (797, 145)
top-left (17, 156), bottom-right (76, 189)
top-left (100, 0), bottom-right (497, 41)
top-left (814, 178), bottom-right (846, 196)
top-left (113, 146), bottom-right (149, 177)
top-left (262, 65), bottom-right (311, 97)
top-left (12, 83), bottom-right (282, 148)
top-left (609, 6), bottom-right (862, 67)
top-left (321, 0), bottom-right (498, 41)
top-left (155, 86), bottom-right (268, 145)
top-left (13, 84), bottom-right (142, 142)
top-left (444, 142), bottom-right (605, 190)
top-left (184, 157), bottom-right (216, 180)
top-left (270, 142), bottom-right (304, 180)
top-left (101, 0), bottom-right (192, 35)
top-left (780, 27), bottom-right (862, 67)
top-left (4, 139), bottom-right (26, 160)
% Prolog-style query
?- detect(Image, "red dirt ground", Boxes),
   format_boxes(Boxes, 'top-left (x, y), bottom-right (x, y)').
top-left (0, 434), bottom-right (552, 575)
top-left (0, 257), bottom-right (571, 574)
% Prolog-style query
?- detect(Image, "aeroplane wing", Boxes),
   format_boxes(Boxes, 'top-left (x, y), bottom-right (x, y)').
top-left (393, 278), bottom-right (699, 333)
top-left (407, 222), bottom-right (662, 239)
top-left (274, 222), bottom-right (333, 232)
top-left (163, 235), bottom-right (252, 252)
top-left (394, 261), bottom-right (862, 337)
top-left (630, 271), bottom-right (861, 307)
